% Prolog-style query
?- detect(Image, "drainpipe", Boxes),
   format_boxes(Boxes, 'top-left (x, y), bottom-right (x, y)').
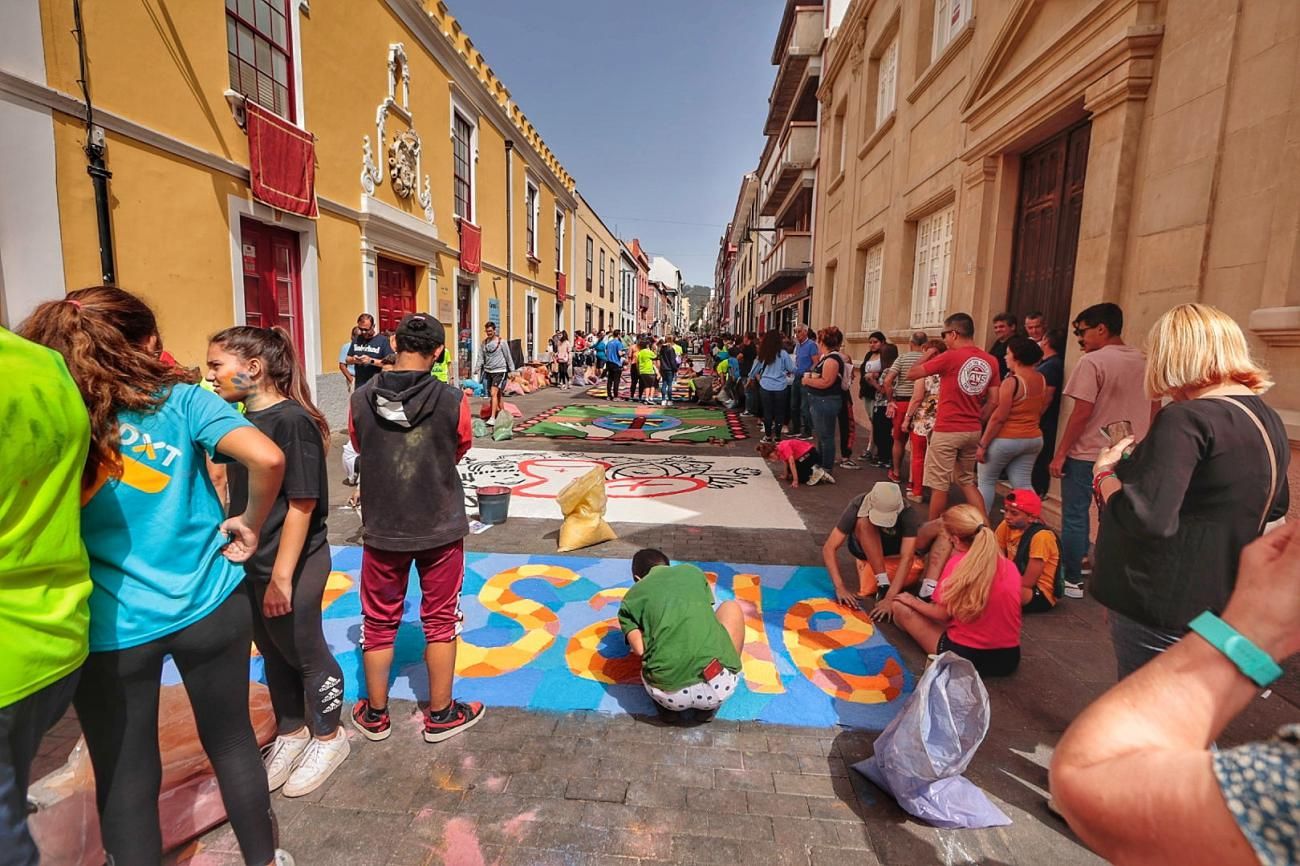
top-left (504, 139), bottom-right (514, 340)
top-left (73, 0), bottom-right (116, 283)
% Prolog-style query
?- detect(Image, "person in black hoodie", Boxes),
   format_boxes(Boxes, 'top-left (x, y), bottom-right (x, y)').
top-left (347, 313), bottom-right (484, 744)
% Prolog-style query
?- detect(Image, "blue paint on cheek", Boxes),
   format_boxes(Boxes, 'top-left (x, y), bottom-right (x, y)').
top-left (230, 372), bottom-right (253, 390)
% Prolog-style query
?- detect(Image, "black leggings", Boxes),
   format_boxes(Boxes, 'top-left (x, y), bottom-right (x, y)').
top-left (555, 360), bottom-right (569, 386)
top-left (75, 586), bottom-right (276, 866)
top-left (249, 544), bottom-right (344, 737)
top-left (838, 390), bottom-right (855, 458)
top-left (870, 404), bottom-right (892, 462)
top-left (758, 386), bottom-right (789, 439)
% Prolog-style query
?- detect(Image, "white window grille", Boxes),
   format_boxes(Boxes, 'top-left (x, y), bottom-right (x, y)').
top-left (860, 242), bottom-right (884, 331)
top-left (910, 205), bottom-right (954, 329)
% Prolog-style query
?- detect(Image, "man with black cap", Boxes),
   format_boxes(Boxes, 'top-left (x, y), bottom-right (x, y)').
top-left (348, 313), bottom-right (485, 745)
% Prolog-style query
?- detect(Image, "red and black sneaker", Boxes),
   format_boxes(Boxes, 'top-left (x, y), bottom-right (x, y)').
top-left (423, 700), bottom-right (485, 743)
top-left (350, 699), bottom-right (391, 741)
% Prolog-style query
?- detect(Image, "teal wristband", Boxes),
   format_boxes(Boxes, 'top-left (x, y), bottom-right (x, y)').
top-left (1187, 611), bottom-right (1283, 688)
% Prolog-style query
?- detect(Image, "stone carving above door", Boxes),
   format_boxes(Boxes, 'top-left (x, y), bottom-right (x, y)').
top-left (361, 43), bottom-right (434, 223)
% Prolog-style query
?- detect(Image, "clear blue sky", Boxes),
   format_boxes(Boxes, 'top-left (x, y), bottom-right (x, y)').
top-left (448, 1), bottom-right (785, 286)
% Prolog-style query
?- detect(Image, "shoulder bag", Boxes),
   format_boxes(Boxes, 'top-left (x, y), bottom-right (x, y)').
top-left (1208, 395), bottom-right (1285, 533)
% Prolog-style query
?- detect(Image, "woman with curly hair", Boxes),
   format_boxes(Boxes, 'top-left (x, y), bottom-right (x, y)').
top-left (20, 286), bottom-right (295, 866)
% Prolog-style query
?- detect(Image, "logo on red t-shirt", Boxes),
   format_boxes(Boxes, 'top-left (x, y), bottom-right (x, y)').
top-left (957, 357), bottom-right (994, 396)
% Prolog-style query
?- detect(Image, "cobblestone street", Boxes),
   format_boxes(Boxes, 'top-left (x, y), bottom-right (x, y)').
top-left (94, 383), bottom-right (1289, 866)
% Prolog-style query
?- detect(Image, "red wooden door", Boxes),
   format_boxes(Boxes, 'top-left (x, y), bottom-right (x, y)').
top-left (240, 219), bottom-right (303, 354)
top-left (376, 256), bottom-right (418, 333)
top-left (1007, 121), bottom-right (1091, 332)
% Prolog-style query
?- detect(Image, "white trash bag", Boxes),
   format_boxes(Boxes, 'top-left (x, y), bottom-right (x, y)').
top-left (852, 651), bottom-right (1011, 829)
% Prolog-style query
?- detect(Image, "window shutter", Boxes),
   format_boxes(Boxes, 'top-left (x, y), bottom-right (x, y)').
top-left (861, 243), bottom-right (883, 331)
top-left (877, 38), bottom-right (898, 126)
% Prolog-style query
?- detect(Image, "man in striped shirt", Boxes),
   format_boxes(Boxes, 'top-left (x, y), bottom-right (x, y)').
top-left (882, 331), bottom-right (928, 483)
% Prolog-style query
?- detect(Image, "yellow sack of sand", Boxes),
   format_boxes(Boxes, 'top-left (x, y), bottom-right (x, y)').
top-left (556, 465), bottom-right (616, 552)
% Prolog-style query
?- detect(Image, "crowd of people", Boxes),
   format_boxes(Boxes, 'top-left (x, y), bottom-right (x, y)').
top-left (2, 283), bottom-right (1295, 865)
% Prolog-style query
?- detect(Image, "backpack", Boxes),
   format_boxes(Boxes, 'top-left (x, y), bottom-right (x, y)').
top-left (1012, 523), bottom-right (1060, 598)
top-left (660, 342), bottom-right (679, 372)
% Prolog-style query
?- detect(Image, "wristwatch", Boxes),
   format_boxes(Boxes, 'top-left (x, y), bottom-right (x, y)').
top-left (1187, 611), bottom-right (1283, 687)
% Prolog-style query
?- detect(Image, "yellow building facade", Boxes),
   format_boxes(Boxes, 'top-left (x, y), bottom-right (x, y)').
top-left (572, 192), bottom-right (620, 337)
top-left (1, 0), bottom-right (577, 420)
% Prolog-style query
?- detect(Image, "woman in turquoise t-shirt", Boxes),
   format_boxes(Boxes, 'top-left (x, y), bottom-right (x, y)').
top-left (21, 287), bottom-right (295, 866)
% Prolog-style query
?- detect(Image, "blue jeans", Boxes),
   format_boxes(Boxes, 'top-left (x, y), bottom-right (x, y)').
top-left (977, 436), bottom-right (1043, 513)
top-left (661, 371), bottom-right (675, 400)
top-left (0, 670), bottom-right (80, 866)
top-left (808, 394), bottom-right (841, 474)
top-left (1061, 456), bottom-right (1094, 583)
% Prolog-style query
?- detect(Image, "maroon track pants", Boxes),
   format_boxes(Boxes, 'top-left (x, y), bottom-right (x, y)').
top-left (359, 540), bottom-right (465, 651)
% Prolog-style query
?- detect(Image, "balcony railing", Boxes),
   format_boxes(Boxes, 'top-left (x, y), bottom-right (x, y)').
top-left (756, 230), bottom-right (812, 295)
top-left (764, 7), bottom-right (824, 136)
top-left (760, 122), bottom-right (816, 216)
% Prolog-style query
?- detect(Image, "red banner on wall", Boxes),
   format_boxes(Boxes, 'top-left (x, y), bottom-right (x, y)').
top-left (245, 100), bottom-right (318, 218)
top-left (459, 220), bottom-right (482, 274)
top-left (556, 271), bottom-right (567, 302)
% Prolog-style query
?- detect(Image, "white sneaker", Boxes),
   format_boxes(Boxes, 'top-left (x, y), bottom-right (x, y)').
top-left (807, 466), bottom-right (823, 487)
top-left (263, 731), bottom-right (311, 792)
top-left (275, 851), bottom-right (296, 866)
top-left (821, 471), bottom-right (837, 485)
top-left (919, 578), bottom-right (938, 601)
top-left (1063, 581), bottom-right (1085, 599)
top-left (282, 734), bottom-right (351, 798)
top-left (485, 417), bottom-right (495, 426)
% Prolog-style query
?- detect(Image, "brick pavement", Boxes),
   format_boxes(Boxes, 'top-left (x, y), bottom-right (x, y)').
top-left (31, 381), bottom-right (1298, 865)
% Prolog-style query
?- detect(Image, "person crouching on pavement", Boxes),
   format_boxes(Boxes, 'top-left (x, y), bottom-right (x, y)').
top-left (349, 313), bottom-right (485, 743)
top-left (758, 438), bottom-right (833, 488)
top-left (619, 549), bottom-right (745, 723)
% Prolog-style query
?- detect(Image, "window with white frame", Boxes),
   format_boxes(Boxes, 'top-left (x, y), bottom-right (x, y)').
top-left (876, 37), bottom-right (898, 127)
top-left (525, 181), bottom-right (539, 259)
top-left (832, 101), bottom-right (848, 175)
top-left (226, 0), bottom-right (294, 120)
top-left (911, 205), bottom-right (955, 329)
top-left (932, 0), bottom-right (972, 61)
top-left (860, 242), bottom-right (884, 331)
top-left (452, 111), bottom-right (474, 221)
top-left (554, 209), bottom-right (564, 271)
top-left (585, 236), bottom-right (594, 292)
top-left (599, 251), bottom-right (606, 298)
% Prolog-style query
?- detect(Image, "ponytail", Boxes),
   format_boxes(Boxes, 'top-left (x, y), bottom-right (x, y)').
top-left (210, 326), bottom-right (331, 451)
top-left (939, 505), bottom-right (1000, 623)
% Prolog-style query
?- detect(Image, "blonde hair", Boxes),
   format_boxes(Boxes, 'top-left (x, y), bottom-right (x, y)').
top-left (1145, 303), bottom-right (1271, 398)
top-left (940, 505), bottom-right (999, 623)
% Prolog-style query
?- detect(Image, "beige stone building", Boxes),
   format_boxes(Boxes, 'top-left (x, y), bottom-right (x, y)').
top-left (811, 0), bottom-right (1300, 496)
top-left (572, 192), bottom-right (620, 336)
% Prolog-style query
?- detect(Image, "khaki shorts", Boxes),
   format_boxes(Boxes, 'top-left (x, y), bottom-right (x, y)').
top-left (924, 429), bottom-right (980, 490)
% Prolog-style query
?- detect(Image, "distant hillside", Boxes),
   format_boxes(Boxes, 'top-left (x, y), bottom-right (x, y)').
top-left (681, 283), bottom-right (712, 311)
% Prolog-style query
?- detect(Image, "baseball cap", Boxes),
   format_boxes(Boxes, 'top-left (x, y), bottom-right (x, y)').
top-left (1004, 489), bottom-right (1042, 519)
top-left (395, 312), bottom-right (445, 346)
top-left (859, 481), bottom-right (905, 528)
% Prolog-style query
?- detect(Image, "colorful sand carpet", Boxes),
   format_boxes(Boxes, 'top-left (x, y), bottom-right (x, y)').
top-left (285, 551), bottom-right (914, 729)
top-left (458, 448), bottom-right (804, 529)
top-left (517, 404), bottom-right (745, 444)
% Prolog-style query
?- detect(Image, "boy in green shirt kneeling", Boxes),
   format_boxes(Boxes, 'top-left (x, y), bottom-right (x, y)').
top-left (619, 550), bottom-right (745, 723)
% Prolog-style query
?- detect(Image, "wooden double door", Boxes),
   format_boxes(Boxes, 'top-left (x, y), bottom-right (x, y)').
top-left (1007, 121), bottom-right (1091, 333)
top-left (376, 256), bottom-right (418, 333)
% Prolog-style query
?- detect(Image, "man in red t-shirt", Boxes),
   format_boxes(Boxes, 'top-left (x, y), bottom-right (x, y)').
top-left (907, 312), bottom-right (1000, 520)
